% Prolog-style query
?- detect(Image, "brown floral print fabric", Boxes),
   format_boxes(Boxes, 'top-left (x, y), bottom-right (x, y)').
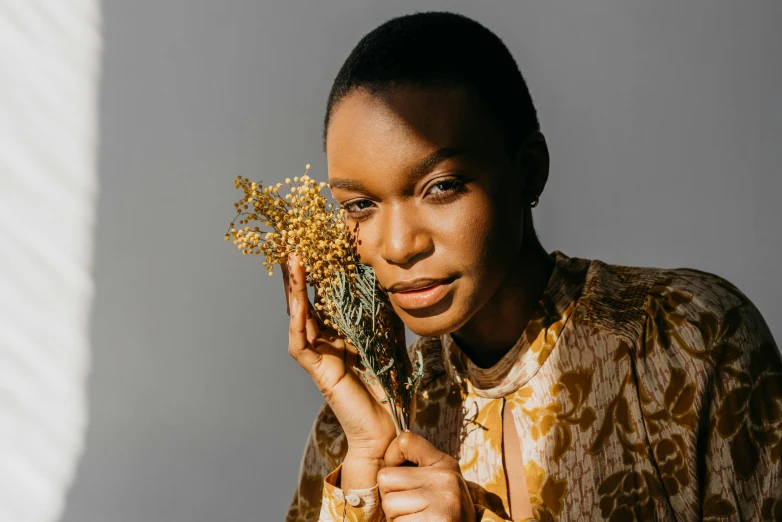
top-left (285, 251), bottom-right (782, 521)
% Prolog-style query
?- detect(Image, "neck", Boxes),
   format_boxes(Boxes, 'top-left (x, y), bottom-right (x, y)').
top-left (452, 222), bottom-right (554, 369)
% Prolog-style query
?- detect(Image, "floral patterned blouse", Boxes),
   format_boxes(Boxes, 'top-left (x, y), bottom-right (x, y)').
top-left (285, 250), bottom-right (782, 521)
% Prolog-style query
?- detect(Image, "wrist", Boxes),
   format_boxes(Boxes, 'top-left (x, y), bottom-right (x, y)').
top-left (343, 450), bottom-right (385, 468)
top-left (340, 452), bottom-right (384, 491)
top-left (345, 437), bottom-right (392, 462)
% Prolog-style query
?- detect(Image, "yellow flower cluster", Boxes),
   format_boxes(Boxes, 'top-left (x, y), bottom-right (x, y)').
top-left (224, 164), bottom-right (424, 433)
top-left (225, 164), bottom-right (359, 322)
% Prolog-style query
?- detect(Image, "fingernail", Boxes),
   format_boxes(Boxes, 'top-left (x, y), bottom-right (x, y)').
top-left (291, 298), bottom-right (299, 315)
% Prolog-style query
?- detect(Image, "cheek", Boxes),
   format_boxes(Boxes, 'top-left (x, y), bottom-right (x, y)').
top-left (349, 219), bottom-right (381, 264)
top-left (434, 192), bottom-right (503, 268)
top-left (435, 191), bottom-right (523, 313)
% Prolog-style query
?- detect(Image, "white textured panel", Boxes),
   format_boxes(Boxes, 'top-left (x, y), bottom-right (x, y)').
top-left (0, 1), bottom-right (100, 521)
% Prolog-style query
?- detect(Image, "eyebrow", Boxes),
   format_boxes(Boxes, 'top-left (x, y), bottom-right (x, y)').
top-left (329, 146), bottom-right (469, 193)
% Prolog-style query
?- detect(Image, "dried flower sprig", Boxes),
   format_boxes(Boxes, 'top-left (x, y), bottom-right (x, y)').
top-left (225, 165), bottom-right (424, 433)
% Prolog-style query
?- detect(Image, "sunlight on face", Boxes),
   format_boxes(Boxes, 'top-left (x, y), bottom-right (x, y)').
top-left (325, 85), bottom-right (526, 336)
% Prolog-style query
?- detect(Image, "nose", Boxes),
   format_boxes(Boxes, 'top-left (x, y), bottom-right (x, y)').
top-left (378, 203), bottom-right (433, 267)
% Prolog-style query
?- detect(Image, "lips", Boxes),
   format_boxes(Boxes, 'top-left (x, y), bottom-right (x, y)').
top-left (389, 277), bottom-right (456, 310)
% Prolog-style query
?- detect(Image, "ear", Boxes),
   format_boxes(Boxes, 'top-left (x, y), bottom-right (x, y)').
top-left (513, 131), bottom-right (550, 202)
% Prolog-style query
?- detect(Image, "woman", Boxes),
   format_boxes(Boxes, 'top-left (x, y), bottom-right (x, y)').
top-left (283, 11), bottom-right (781, 522)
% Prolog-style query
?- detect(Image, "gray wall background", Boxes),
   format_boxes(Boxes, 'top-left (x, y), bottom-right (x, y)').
top-left (61, 1), bottom-right (781, 521)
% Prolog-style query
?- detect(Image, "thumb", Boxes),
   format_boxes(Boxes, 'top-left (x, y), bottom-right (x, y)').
top-left (384, 431), bottom-right (456, 469)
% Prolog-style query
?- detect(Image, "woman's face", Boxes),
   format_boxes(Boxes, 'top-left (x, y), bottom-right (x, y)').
top-left (326, 85), bottom-right (529, 337)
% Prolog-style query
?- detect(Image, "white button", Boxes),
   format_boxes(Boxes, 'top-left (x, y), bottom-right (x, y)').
top-left (345, 493), bottom-right (361, 507)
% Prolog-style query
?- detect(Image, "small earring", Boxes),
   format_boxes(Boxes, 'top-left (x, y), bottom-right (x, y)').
top-left (529, 195), bottom-right (540, 208)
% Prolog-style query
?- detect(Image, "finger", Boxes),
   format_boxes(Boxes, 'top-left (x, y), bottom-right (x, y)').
top-left (286, 255), bottom-right (308, 314)
top-left (287, 257), bottom-right (322, 368)
top-left (287, 254), bottom-right (320, 342)
top-left (384, 432), bottom-right (456, 469)
top-left (304, 305), bottom-right (319, 342)
top-left (380, 490), bottom-right (427, 520)
top-left (342, 337), bottom-right (360, 358)
top-left (377, 466), bottom-right (429, 494)
top-left (288, 295), bottom-right (320, 370)
top-left (388, 514), bottom-right (429, 522)
top-left (281, 263), bottom-right (291, 315)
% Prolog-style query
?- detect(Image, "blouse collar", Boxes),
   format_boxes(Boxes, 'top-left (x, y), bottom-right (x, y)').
top-left (440, 250), bottom-right (590, 398)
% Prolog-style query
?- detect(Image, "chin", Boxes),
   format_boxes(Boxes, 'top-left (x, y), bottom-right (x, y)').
top-left (396, 306), bottom-right (469, 338)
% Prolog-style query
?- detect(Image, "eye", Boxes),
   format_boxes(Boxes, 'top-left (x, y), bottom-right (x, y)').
top-left (426, 178), bottom-right (468, 201)
top-left (342, 198), bottom-right (375, 220)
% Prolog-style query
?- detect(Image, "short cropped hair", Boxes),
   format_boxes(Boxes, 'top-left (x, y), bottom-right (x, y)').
top-left (323, 11), bottom-right (540, 155)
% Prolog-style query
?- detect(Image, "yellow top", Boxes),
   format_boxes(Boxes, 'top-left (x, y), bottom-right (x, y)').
top-left (285, 251), bottom-right (782, 521)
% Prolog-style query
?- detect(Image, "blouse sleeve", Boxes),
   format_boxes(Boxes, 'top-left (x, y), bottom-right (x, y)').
top-left (285, 402), bottom-right (386, 522)
top-left (318, 464), bottom-right (384, 522)
top-left (639, 270), bottom-right (782, 521)
top-left (285, 402), bottom-right (348, 522)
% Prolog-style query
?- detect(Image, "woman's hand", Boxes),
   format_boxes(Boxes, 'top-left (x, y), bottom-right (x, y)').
top-left (282, 254), bottom-right (401, 483)
top-left (378, 432), bottom-right (476, 522)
